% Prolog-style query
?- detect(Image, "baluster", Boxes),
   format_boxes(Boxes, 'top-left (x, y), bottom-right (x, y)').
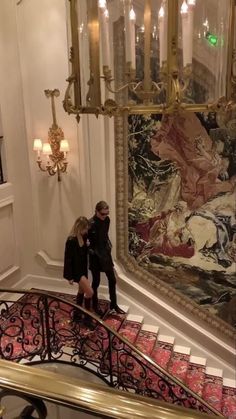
top-left (108, 331), bottom-right (114, 386)
top-left (43, 296), bottom-right (52, 361)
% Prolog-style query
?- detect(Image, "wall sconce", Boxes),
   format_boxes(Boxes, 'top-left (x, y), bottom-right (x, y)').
top-left (33, 89), bottom-right (69, 182)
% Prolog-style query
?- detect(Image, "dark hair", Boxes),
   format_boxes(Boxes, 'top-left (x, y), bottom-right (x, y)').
top-left (95, 201), bottom-right (109, 212)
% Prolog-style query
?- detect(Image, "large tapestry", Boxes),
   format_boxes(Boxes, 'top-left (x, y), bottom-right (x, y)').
top-left (127, 111), bottom-right (236, 330)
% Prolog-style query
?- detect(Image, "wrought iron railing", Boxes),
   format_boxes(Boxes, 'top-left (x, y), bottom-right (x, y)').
top-left (0, 288), bottom-right (223, 417)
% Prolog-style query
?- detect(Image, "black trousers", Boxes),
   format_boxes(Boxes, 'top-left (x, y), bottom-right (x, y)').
top-left (91, 268), bottom-right (117, 308)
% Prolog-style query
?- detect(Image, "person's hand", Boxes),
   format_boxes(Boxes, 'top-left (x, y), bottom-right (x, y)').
top-left (69, 280), bottom-right (74, 285)
top-left (86, 239), bottom-right (90, 246)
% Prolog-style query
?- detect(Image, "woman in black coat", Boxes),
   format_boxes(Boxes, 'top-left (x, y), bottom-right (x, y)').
top-left (63, 216), bottom-right (93, 326)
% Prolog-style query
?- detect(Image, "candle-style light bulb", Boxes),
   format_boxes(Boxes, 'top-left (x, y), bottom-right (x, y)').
top-left (98, 0), bottom-right (106, 9)
top-left (42, 143), bottom-right (52, 162)
top-left (33, 138), bottom-right (43, 159)
top-left (181, 0), bottom-right (195, 67)
top-left (42, 143), bottom-right (52, 154)
top-left (99, 0), bottom-right (110, 67)
top-left (181, 0), bottom-right (188, 14)
top-left (203, 18), bottom-right (209, 30)
top-left (60, 139), bottom-right (70, 157)
top-left (33, 138), bottom-right (42, 151)
top-left (159, 6), bottom-right (165, 18)
top-left (129, 6), bottom-right (136, 21)
top-left (79, 23), bottom-right (84, 34)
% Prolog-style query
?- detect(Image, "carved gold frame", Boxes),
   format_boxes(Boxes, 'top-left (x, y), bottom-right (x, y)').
top-left (115, 113), bottom-right (236, 343)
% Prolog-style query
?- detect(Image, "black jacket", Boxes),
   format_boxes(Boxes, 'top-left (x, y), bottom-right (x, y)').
top-left (88, 215), bottom-right (113, 272)
top-left (63, 236), bottom-right (88, 283)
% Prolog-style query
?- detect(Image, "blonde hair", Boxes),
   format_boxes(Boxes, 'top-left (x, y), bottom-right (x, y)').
top-left (69, 216), bottom-right (88, 246)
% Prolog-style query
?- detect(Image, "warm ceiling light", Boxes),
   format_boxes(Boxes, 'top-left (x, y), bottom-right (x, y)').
top-left (129, 6), bottom-right (136, 21)
top-left (158, 6), bottom-right (165, 18)
top-left (98, 0), bottom-right (106, 9)
top-left (181, 0), bottom-right (188, 15)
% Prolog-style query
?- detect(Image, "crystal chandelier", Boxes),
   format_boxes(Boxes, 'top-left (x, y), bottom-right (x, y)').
top-left (64, 0), bottom-right (236, 122)
top-left (33, 89), bottom-right (70, 182)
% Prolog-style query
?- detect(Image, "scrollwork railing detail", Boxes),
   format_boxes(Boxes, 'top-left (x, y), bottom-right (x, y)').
top-left (0, 289), bottom-right (222, 417)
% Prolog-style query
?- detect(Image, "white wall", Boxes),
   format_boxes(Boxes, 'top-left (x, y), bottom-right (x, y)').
top-left (0, 0), bottom-right (35, 286)
top-left (0, 0), bottom-right (116, 285)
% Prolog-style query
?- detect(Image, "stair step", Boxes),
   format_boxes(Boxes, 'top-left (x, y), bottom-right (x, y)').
top-left (126, 314), bottom-right (143, 323)
top-left (119, 305), bottom-right (129, 313)
top-left (141, 324), bottom-right (159, 334)
top-left (104, 311), bottom-right (126, 332)
top-left (124, 327), bottom-right (159, 382)
top-left (205, 367), bottom-right (223, 378)
top-left (135, 329), bottom-right (158, 355)
top-left (151, 335), bottom-right (175, 369)
top-left (157, 334), bottom-right (175, 344)
top-left (186, 361), bottom-right (206, 396)
top-left (173, 345), bottom-right (191, 355)
top-left (223, 378), bottom-right (236, 389)
top-left (222, 380), bottom-right (236, 418)
top-left (202, 372), bottom-right (223, 412)
top-left (189, 355), bottom-right (206, 366)
top-left (168, 349), bottom-right (190, 383)
top-left (119, 319), bottom-right (143, 344)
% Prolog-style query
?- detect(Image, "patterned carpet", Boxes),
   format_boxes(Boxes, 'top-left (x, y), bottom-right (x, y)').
top-left (0, 291), bottom-right (235, 418)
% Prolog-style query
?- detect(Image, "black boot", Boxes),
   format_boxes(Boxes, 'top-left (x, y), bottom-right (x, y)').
top-left (84, 298), bottom-right (94, 330)
top-left (73, 293), bottom-right (84, 322)
top-left (92, 290), bottom-right (104, 317)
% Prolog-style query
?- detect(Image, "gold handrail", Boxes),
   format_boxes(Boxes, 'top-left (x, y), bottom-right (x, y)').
top-left (0, 360), bottom-right (218, 419)
top-left (0, 288), bottom-right (223, 417)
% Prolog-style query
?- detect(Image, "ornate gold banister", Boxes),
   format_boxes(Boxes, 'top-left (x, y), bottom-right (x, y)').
top-left (0, 360), bottom-right (219, 419)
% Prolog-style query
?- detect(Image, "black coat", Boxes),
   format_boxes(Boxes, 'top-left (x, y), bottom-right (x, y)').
top-left (63, 236), bottom-right (88, 283)
top-left (88, 215), bottom-right (113, 272)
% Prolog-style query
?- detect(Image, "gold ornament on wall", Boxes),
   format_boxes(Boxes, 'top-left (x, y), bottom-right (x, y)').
top-left (33, 89), bottom-right (70, 182)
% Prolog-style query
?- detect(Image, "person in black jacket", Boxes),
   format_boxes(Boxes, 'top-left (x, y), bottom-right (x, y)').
top-left (88, 201), bottom-right (123, 315)
top-left (63, 216), bottom-right (94, 327)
